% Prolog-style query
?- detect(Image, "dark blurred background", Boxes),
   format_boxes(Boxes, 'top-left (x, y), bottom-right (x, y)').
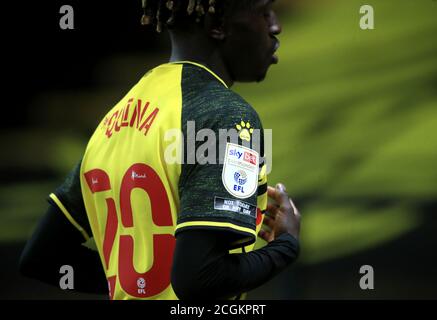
top-left (1, 0), bottom-right (436, 299)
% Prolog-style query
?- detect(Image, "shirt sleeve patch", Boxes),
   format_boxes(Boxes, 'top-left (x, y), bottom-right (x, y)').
top-left (214, 196), bottom-right (257, 219)
top-left (222, 143), bottom-right (259, 199)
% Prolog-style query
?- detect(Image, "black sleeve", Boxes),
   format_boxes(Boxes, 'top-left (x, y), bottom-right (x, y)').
top-left (19, 200), bottom-right (108, 294)
top-left (178, 89), bottom-right (265, 248)
top-left (51, 160), bottom-right (92, 237)
top-left (171, 229), bottom-right (299, 300)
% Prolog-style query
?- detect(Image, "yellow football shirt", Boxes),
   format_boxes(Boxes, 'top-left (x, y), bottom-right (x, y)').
top-left (49, 61), bottom-right (268, 300)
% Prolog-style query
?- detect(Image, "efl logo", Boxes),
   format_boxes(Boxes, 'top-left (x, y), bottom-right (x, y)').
top-left (243, 152), bottom-right (257, 165)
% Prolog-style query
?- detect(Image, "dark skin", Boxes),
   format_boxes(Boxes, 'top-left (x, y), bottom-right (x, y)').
top-left (170, 0), bottom-right (300, 242)
top-left (170, 0), bottom-right (282, 87)
top-left (261, 184), bottom-right (301, 242)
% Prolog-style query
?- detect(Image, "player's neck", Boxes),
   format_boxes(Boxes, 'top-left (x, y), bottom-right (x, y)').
top-left (168, 31), bottom-right (234, 88)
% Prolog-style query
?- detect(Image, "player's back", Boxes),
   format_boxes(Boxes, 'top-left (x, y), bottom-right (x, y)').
top-left (79, 61), bottom-right (268, 300)
top-left (80, 63), bottom-right (184, 299)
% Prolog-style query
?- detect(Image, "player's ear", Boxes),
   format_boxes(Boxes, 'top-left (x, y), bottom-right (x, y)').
top-left (204, 14), bottom-right (227, 41)
top-left (209, 27), bottom-right (226, 41)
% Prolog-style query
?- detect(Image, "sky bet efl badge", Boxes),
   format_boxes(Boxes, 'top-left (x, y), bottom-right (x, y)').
top-left (222, 143), bottom-right (259, 199)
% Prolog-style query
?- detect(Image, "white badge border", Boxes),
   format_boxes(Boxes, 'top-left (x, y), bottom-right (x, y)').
top-left (222, 142), bottom-right (259, 199)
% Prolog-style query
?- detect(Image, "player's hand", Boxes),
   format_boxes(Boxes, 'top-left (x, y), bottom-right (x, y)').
top-left (258, 183), bottom-right (301, 242)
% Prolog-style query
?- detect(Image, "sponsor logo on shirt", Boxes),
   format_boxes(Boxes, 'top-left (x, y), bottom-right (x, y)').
top-left (222, 143), bottom-right (259, 199)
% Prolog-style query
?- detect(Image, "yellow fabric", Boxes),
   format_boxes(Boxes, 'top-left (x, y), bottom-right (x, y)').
top-left (77, 62), bottom-right (268, 300)
top-left (176, 221), bottom-right (257, 237)
top-left (80, 64), bottom-right (183, 300)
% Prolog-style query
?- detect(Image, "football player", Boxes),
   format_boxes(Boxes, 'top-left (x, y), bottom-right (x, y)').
top-left (20, 0), bottom-right (301, 300)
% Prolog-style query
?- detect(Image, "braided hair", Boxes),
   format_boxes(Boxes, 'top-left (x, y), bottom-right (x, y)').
top-left (141, 0), bottom-right (252, 33)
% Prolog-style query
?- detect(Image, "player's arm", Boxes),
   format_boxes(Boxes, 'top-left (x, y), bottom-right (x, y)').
top-left (19, 163), bottom-right (108, 294)
top-left (172, 92), bottom-right (301, 299)
top-left (172, 184), bottom-right (300, 300)
top-left (19, 201), bottom-right (108, 294)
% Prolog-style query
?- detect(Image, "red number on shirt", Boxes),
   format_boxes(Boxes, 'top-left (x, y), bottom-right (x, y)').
top-left (84, 164), bottom-right (175, 299)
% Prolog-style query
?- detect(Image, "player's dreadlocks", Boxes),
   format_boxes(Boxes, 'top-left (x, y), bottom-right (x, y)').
top-left (141, 0), bottom-right (253, 33)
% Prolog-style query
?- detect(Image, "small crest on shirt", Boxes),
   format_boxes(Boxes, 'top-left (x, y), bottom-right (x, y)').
top-left (236, 120), bottom-right (255, 142)
top-left (222, 143), bottom-right (259, 199)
